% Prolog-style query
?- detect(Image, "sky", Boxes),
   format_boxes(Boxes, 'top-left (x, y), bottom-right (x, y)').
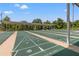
top-left (0, 3), bottom-right (79, 23)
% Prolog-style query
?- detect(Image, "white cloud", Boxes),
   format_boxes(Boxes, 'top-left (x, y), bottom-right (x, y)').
top-left (15, 4), bottom-right (20, 7)
top-left (4, 10), bottom-right (14, 14)
top-left (14, 4), bottom-right (28, 10)
top-left (20, 5), bottom-right (28, 9)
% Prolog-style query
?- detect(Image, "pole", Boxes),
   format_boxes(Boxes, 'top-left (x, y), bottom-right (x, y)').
top-left (67, 3), bottom-right (70, 46)
top-left (72, 3), bottom-right (74, 22)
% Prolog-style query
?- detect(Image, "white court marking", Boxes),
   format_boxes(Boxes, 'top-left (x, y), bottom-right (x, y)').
top-left (26, 49), bottom-right (32, 53)
top-left (39, 31), bottom-right (79, 39)
top-left (15, 42), bottom-right (49, 52)
top-left (13, 42), bottom-right (50, 56)
top-left (26, 35), bottom-right (44, 51)
top-left (14, 31), bottom-right (45, 55)
top-left (29, 45), bottom-right (58, 56)
top-left (38, 31), bottom-right (79, 36)
top-left (13, 37), bottom-right (25, 51)
top-left (14, 50), bottom-right (19, 56)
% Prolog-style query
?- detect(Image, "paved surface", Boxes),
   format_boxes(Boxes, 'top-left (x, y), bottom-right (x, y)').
top-left (0, 31), bottom-right (17, 56)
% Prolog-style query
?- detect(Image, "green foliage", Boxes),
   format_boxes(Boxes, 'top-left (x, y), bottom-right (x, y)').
top-left (1, 15), bottom-right (79, 31)
top-left (44, 20), bottom-right (51, 24)
top-left (74, 20), bottom-right (79, 27)
top-left (2, 16), bottom-right (10, 22)
top-left (53, 18), bottom-right (66, 29)
top-left (32, 18), bottom-right (42, 24)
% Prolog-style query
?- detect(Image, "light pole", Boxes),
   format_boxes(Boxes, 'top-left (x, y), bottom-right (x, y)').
top-left (67, 3), bottom-right (70, 46)
top-left (72, 3), bottom-right (74, 22)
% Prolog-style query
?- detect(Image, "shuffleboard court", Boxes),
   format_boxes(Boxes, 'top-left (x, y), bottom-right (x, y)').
top-left (12, 31), bottom-right (79, 56)
top-left (12, 31), bottom-right (65, 56)
top-left (31, 30), bottom-right (79, 45)
top-left (43, 30), bottom-right (79, 45)
top-left (0, 31), bottom-right (13, 45)
top-left (31, 31), bottom-right (67, 42)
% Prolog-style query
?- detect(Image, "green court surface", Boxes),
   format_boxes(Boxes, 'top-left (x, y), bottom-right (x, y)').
top-left (12, 31), bottom-right (79, 56)
top-left (13, 31), bottom-right (64, 56)
top-left (31, 30), bottom-right (79, 44)
top-left (0, 31), bottom-right (13, 45)
top-left (53, 48), bottom-right (79, 56)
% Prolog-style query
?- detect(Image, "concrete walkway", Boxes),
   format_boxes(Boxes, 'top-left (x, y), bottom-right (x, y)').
top-left (0, 31), bottom-right (17, 56)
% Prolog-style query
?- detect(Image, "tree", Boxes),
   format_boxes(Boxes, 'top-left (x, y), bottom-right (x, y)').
top-left (53, 18), bottom-right (65, 29)
top-left (32, 18), bottom-right (42, 24)
top-left (3, 16), bottom-right (10, 22)
top-left (44, 20), bottom-right (51, 24)
top-left (74, 20), bottom-right (79, 27)
top-left (56, 18), bottom-right (64, 29)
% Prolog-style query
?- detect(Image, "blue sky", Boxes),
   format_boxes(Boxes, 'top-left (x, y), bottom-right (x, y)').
top-left (0, 3), bottom-right (79, 22)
